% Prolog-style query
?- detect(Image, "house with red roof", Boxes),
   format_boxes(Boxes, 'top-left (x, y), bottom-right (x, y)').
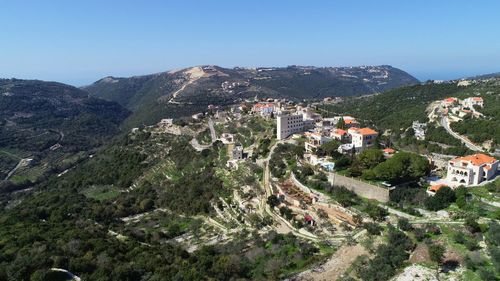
top-left (446, 153), bottom-right (498, 186)
top-left (463, 97), bottom-right (484, 108)
top-left (382, 148), bottom-right (396, 158)
top-left (348, 127), bottom-right (378, 152)
top-left (427, 184), bottom-right (448, 196)
top-left (330, 128), bottom-right (349, 142)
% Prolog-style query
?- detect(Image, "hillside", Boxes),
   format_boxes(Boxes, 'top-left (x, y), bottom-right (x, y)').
top-left (319, 79), bottom-right (500, 153)
top-left (83, 65), bottom-right (418, 127)
top-left (0, 79), bottom-right (129, 185)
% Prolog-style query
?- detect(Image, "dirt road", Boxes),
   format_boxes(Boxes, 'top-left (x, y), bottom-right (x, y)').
top-left (292, 243), bottom-right (368, 281)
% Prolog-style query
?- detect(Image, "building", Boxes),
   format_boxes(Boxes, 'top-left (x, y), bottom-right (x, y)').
top-left (277, 114), bottom-right (304, 140)
top-left (442, 97), bottom-right (458, 107)
top-left (344, 118), bottom-right (360, 128)
top-left (304, 132), bottom-right (333, 153)
top-left (446, 153), bottom-right (499, 186)
top-left (220, 133), bottom-right (234, 144)
top-left (457, 80), bottom-right (471, 87)
top-left (382, 148), bottom-right (396, 158)
top-left (252, 103), bottom-right (275, 116)
top-left (158, 118), bottom-right (173, 127)
top-left (348, 127), bottom-right (378, 152)
top-left (330, 128), bottom-right (349, 142)
top-left (338, 143), bottom-right (355, 154)
top-left (463, 97), bottom-right (484, 108)
top-left (427, 184), bottom-right (447, 196)
top-left (232, 144), bottom-right (244, 160)
top-left (412, 121), bottom-right (427, 140)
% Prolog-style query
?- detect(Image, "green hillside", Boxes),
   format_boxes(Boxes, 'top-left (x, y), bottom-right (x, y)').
top-left (83, 65), bottom-right (418, 128)
top-left (0, 79), bottom-right (129, 184)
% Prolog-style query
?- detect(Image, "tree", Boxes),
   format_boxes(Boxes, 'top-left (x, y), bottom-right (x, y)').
top-left (428, 244), bottom-right (445, 280)
top-left (424, 186), bottom-right (456, 211)
top-left (317, 140), bottom-right (341, 157)
top-left (364, 203), bottom-right (388, 221)
top-left (356, 149), bottom-right (385, 170)
top-left (267, 195), bottom-right (280, 208)
top-left (371, 152), bottom-right (430, 183)
top-left (337, 117), bottom-right (346, 129)
top-left (454, 186), bottom-right (468, 209)
top-left (397, 218), bottom-right (412, 231)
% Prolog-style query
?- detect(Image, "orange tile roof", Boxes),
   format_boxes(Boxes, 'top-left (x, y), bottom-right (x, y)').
top-left (383, 148), bottom-right (396, 154)
top-left (333, 129), bottom-right (347, 135)
top-left (356, 128), bottom-right (378, 136)
top-left (253, 103), bottom-right (273, 109)
top-left (444, 97), bottom-right (457, 103)
top-left (428, 184), bottom-right (447, 192)
top-left (472, 97), bottom-right (483, 101)
top-left (344, 119), bottom-right (358, 124)
top-left (451, 153), bottom-right (498, 166)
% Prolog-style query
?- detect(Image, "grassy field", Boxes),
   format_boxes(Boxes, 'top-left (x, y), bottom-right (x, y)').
top-left (82, 185), bottom-right (121, 201)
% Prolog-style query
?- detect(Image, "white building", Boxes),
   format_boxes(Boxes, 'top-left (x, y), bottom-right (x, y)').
top-left (252, 103), bottom-right (275, 116)
top-left (277, 114), bottom-right (304, 140)
top-left (412, 121), bottom-right (427, 140)
top-left (463, 97), bottom-right (484, 108)
top-left (304, 132), bottom-right (333, 153)
top-left (348, 127), bottom-right (378, 152)
top-left (446, 153), bottom-right (498, 186)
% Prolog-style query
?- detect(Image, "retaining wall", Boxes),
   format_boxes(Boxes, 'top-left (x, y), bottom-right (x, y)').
top-left (328, 173), bottom-right (390, 203)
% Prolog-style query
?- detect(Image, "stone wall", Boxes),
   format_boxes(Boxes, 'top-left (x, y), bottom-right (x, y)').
top-left (328, 173), bottom-right (389, 203)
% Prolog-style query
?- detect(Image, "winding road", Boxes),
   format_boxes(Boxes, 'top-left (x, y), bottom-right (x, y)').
top-left (440, 116), bottom-right (483, 152)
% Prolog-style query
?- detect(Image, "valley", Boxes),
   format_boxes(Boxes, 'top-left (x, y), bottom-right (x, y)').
top-left (0, 74), bottom-right (498, 281)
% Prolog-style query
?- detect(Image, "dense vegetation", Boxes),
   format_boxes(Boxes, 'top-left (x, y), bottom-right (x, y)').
top-left (450, 91), bottom-right (500, 147)
top-left (0, 79), bottom-right (129, 185)
top-left (320, 79), bottom-right (500, 153)
top-left (0, 126), bottom-right (325, 280)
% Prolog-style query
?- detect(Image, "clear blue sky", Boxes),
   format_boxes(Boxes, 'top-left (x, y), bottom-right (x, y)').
top-left (1, 0), bottom-right (500, 86)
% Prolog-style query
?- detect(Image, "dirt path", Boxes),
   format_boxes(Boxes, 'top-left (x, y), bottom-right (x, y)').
top-left (168, 67), bottom-right (205, 104)
top-left (4, 157), bottom-right (32, 180)
top-left (293, 243), bottom-right (368, 281)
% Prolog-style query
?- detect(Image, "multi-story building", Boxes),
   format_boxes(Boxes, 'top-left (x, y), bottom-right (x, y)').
top-left (277, 114), bottom-right (305, 140)
top-left (348, 127), bottom-right (378, 152)
top-left (446, 153), bottom-right (498, 186)
top-left (304, 132), bottom-right (333, 153)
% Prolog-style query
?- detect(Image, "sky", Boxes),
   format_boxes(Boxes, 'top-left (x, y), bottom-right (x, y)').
top-left (1, 0), bottom-right (500, 86)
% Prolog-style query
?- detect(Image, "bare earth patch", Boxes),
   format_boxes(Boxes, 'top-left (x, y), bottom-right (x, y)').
top-left (292, 243), bottom-right (368, 281)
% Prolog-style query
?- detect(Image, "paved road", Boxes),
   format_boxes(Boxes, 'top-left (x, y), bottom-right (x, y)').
top-left (440, 116), bottom-right (483, 151)
top-left (208, 118), bottom-right (217, 142)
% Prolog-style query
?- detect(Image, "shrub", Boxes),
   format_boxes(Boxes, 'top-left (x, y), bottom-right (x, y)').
top-left (397, 218), bottom-right (412, 231)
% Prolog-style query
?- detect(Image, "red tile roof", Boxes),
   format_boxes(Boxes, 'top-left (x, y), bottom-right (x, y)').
top-left (451, 153), bottom-right (498, 166)
top-left (356, 128), bottom-right (378, 136)
top-left (333, 129), bottom-right (347, 135)
top-left (383, 148), bottom-right (396, 154)
top-left (428, 184), bottom-right (447, 192)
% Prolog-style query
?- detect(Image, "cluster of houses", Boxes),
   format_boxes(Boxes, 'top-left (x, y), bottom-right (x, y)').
top-left (276, 109), bottom-right (379, 155)
top-left (441, 96), bottom-right (484, 119)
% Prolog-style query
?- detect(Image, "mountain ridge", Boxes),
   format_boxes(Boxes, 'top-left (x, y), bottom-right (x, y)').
top-left (83, 64), bottom-right (419, 127)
